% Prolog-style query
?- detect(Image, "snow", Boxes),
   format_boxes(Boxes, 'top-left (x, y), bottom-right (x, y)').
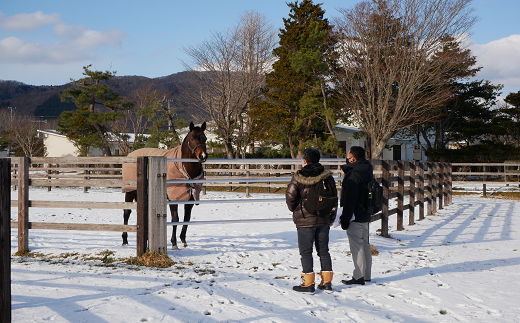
top-left (8, 185), bottom-right (520, 323)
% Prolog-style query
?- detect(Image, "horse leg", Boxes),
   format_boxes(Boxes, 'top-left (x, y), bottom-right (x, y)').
top-left (122, 191), bottom-right (136, 245)
top-left (170, 204), bottom-right (180, 250)
top-left (179, 203), bottom-right (194, 248)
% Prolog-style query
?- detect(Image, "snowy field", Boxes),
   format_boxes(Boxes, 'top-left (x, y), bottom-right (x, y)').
top-left (8, 185), bottom-right (520, 323)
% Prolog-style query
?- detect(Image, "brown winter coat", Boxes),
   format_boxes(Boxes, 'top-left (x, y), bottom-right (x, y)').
top-left (285, 163), bottom-right (337, 228)
top-left (122, 147), bottom-right (203, 201)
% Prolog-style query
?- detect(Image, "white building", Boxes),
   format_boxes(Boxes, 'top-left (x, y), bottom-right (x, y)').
top-left (37, 130), bottom-right (109, 157)
top-left (333, 125), bottom-right (425, 161)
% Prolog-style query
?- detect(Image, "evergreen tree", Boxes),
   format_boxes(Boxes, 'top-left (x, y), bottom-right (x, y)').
top-left (249, 0), bottom-right (337, 158)
top-left (500, 91), bottom-right (520, 147)
top-left (58, 65), bottom-right (134, 156)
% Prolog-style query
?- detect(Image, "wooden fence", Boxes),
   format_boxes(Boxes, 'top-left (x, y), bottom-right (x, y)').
top-left (6, 157), bottom-right (453, 253)
top-left (7, 156), bottom-right (160, 256)
top-left (452, 162), bottom-right (520, 196)
top-left (1, 159), bottom-right (11, 323)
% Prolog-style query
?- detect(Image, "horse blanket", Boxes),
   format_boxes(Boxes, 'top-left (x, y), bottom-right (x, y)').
top-left (122, 147), bottom-right (204, 201)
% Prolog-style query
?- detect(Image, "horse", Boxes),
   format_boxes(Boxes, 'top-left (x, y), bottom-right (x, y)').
top-left (121, 121), bottom-right (207, 250)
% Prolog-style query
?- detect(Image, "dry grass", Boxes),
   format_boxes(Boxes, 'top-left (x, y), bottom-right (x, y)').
top-left (488, 191), bottom-right (520, 200)
top-left (126, 250), bottom-right (174, 268)
top-left (371, 244), bottom-right (379, 256)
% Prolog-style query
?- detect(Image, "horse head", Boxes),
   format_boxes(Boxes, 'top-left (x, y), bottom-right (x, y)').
top-left (185, 121), bottom-right (208, 163)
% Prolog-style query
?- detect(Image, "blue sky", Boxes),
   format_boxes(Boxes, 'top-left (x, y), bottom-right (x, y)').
top-left (1, 0), bottom-right (519, 96)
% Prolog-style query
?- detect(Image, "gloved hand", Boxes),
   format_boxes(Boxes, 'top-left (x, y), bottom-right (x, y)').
top-left (340, 215), bottom-right (350, 230)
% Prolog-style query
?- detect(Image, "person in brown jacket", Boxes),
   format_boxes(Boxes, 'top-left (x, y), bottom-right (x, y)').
top-left (285, 147), bottom-right (337, 292)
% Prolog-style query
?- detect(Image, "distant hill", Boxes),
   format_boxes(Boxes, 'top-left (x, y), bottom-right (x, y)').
top-left (0, 71), bottom-right (199, 119)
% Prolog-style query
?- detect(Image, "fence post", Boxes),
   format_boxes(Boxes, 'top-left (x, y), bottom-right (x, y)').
top-left (397, 160), bottom-right (404, 231)
top-left (147, 156), bottom-right (167, 254)
top-left (427, 162), bottom-right (432, 215)
top-left (245, 163), bottom-right (250, 197)
top-left (136, 156), bottom-right (148, 257)
top-left (47, 164), bottom-right (52, 191)
top-left (443, 163), bottom-right (448, 207)
top-left (381, 160), bottom-right (390, 237)
top-left (448, 163), bottom-right (453, 204)
top-left (84, 164), bottom-right (90, 193)
top-left (432, 162), bottom-right (437, 214)
top-left (18, 157), bottom-right (29, 252)
top-left (418, 162), bottom-right (425, 220)
top-left (437, 163), bottom-right (443, 209)
top-left (267, 164), bottom-right (271, 193)
top-left (483, 165), bottom-right (486, 194)
top-left (1, 158), bottom-right (12, 323)
top-left (409, 161), bottom-right (415, 226)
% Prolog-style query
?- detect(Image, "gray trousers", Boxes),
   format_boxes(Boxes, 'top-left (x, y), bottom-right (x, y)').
top-left (346, 221), bottom-right (372, 280)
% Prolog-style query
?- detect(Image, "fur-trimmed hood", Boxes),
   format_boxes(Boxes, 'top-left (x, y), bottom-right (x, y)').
top-left (294, 169), bottom-right (333, 186)
top-left (294, 163), bottom-right (332, 186)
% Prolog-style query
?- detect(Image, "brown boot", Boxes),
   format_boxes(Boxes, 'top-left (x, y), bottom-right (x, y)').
top-left (318, 271), bottom-right (333, 291)
top-left (293, 272), bottom-right (315, 293)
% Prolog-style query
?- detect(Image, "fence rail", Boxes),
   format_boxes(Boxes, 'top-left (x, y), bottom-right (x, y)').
top-left (6, 157), bottom-right (454, 255)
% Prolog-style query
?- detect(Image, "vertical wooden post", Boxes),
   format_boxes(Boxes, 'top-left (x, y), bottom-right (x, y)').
top-left (409, 161), bottom-right (415, 226)
top-left (437, 163), bottom-right (443, 210)
top-left (381, 160), bottom-right (390, 237)
top-left (84, 164), bottom-right (90, 193)
top-left (147, 156), bottom-right (167, 254)
top-left (504, 164), bottom-right (508, 186)
top-left (267, 164), bottom-right (271, 193)
top-left (432, 162), bottom-right (437, 214)
top-left (426, 162), bottom-right (432, 215)
top-left (449, 163), bottom-right (453, 204)
top-left (397, 160), bottom-right (404, 231)
top-left (245, 163), bottom-right (250, 197)
top-left (418, 162), bottom-right (425, 220)
top-left (0, 158), bottom-right (12, 323)
top-left (136, 156), bottom-right (148, 257)
top-left (18, 157), bottom-right (29, 252)
top-left (483, 183), bottom-right (487, 197)
top-left (47, 164), bottom-right (52, 191)
top-left (443, 163), bottom-right (448, 207)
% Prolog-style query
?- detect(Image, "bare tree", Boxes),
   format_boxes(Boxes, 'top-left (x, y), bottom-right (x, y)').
top-left (4, 114), bottom-right (46, 157)
top-left (333, 0), bottom-right (477, 159)
top-left (181, 10), bottom-right (277, 158)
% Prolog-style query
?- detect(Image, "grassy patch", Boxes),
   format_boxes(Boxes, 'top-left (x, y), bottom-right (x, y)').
top-left (126, 250), bottom-right (174, 268)
top-left (488, 191), bottom-right (520, 200)
top-left (371, 244), bottom-right (379, 256)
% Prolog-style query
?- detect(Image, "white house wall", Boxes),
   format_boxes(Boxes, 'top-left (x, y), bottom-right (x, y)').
top-left (42, 132), bottom-right (78, 157)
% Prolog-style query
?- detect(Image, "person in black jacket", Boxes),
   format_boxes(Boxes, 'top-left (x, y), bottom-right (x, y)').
top-left (340, 146), bottom-right (373, 285)
top-left (286, 147), bottom-right (337, 292)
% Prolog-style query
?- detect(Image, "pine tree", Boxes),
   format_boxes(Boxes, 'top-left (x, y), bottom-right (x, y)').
top-left (58, 65), bottom-right (134, 156)
top-left (250, 0), bottom-right (337, 158)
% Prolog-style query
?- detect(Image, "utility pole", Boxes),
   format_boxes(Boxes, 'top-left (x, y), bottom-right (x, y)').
top-left (7, 107), bottom-right (16, 123)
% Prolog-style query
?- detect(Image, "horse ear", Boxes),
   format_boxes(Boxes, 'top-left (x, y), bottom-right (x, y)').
top-left (189, 122), bottom-right (194, 131)
top-left (201, 122), bottom-right (206, 132)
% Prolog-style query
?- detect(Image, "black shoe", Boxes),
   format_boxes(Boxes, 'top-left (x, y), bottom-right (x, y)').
top-left (365, 279), bottom-right (371, 283)
top-left (317, 282), bottom-right (332, 291)
top-left (293, 284), bottom-right (315, 293)
top-left (341, 277), bottom-right (365, 285)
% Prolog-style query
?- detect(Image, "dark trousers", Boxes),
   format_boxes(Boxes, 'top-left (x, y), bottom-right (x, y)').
top-left (297, 225), bottom-right (332, 273)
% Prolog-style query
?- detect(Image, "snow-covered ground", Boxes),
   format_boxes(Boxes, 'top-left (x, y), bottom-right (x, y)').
top-left (8, 185), bottom-right (520, 323)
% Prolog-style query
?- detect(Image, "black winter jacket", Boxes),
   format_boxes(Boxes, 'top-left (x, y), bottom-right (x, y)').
top-left (340, 158), bottom-right (373, 223)
top-left (286, 163), bottom-right (337, 228)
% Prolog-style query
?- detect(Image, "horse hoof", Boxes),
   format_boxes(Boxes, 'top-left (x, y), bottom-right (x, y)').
top-left (171, 245), bottom-right (179, 250)
top-left (182, 242), bottom-right (188, 248)
top-left (122, 242), bottom-right (128, 246)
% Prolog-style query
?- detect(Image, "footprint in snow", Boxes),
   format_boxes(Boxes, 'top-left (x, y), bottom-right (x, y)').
top-left (419, 291), bottom-right (441, 303)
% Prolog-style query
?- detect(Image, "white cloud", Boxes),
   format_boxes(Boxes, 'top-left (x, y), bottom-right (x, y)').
top-left (0, 36), bottom-right (96, 64)
top-left (0, 11), bottom-right (60, 31)
top-left (469, 34), bottom-right (520, 91)
top-left (0, 18), bottom-right (126, 65)
top-left (53, 23), bottom-right (125, 50)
